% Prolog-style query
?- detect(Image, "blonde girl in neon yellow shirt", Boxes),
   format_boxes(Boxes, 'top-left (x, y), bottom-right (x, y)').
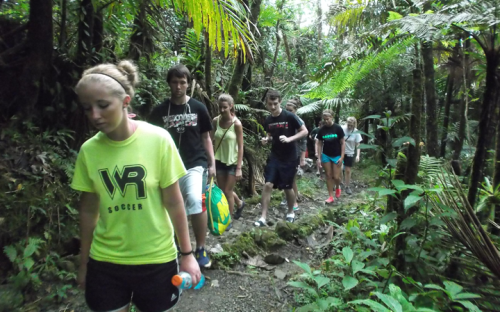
top-left (71, 60), bottom-right (200, 312)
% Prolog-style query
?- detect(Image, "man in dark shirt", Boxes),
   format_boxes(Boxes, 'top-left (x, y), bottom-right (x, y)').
top-left (254, 90), bottom-right (308, 226)
top-left (148, 64), bottom-right (214, 268)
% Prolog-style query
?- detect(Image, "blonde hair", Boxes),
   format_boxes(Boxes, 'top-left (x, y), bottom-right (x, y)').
top-left (76, 60), bottom-right (139, 99)
top-left (347, 116), bottom-right (357, 128)
top-left (218, 93), bottom-right (235, 114)
top-left (322, 109), bottom-right (334, 117)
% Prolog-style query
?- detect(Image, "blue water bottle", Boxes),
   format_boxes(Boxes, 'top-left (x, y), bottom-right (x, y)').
top-left (171, 271), bottom-right (205, 290)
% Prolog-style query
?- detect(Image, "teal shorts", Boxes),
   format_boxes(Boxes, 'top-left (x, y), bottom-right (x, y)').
top-left (321, 154), bottom-right (342, 164)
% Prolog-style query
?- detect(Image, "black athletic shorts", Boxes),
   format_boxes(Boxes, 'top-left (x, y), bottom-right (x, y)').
top-left (344, 155), bottom-right (355, 167)
top-left (85, 258), bottom-right (180, 312)
top-left (264, 156), bottom-right (296, 190)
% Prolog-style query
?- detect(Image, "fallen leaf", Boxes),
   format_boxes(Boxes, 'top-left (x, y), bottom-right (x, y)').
top-left (243, 255), bottom-right (276, 270)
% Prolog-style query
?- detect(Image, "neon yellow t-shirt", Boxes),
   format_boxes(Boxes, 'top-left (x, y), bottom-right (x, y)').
top-left (71, 121), bottom-right (186, 265)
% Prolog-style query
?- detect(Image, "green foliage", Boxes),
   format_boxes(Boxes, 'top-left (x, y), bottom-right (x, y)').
top-left (3, 238), bottom-right (43, 291)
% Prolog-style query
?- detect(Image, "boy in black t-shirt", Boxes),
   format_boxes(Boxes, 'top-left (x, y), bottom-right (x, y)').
top-left (149, 64), bottom-right (214, 268)
top-left (254, 90), bottom-right (308, 226)
top-left (316, 109), bottom-right (345, 203)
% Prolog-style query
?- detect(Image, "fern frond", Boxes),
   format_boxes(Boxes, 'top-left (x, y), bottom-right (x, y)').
top-left (311, 35), bottom-right (416, 98)
top-left (296, 98), bottom-right (364, 116)
top-left (234, 104), bottom-right (269, 115)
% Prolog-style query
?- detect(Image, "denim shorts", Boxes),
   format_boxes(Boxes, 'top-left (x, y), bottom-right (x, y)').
top-left (216, 160), bottom-right (236, 176)
top-left (178, 166), bottom-right (207, 215)
top-left (321, 154), bottom-right (342, 164)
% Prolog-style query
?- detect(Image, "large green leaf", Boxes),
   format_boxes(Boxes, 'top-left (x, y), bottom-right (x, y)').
top-left (374, 292), bottom-right (403, 312)
top-left (455, 300), bottom-right (481, 312)
top-left (342, 246), bottom-right (354, 264)
top-left (380, 212), bottom-right (397, 224)
top-left (342, 276), bottom-right (359, 291)
top-left (293, 260), bottom-right (312, 274)
top-left (4, 245), bottom-right (17, 263)
top-left (288, 281), bottom-right (318, 297)
top-left (404, 195), bottom-right (422, 211)
top-left (392, 136), bottom-right (415, 147)
top-left (349, 299), bottom-right (391, 312)
top-left (443, 281), bottom-right (463, 298)
top-left (453, 293), bottom-right (481, 300)
top-left (317, 297), bottom-right (342, 309)
top-left (369, 187), bottom-right (397, 197)
top-left (389, 284), bottom-right (413, 311)
top-left (314, 276), bottom-right (331, 289)
top-left (352, 260), bottom-right (365, 275)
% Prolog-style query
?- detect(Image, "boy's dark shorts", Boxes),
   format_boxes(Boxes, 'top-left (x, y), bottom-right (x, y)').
top-left (85, 258), bottom-right (179, 312)
top-left (264, 157), bottom-right (296, 190)
top-left (344, 155), bottom-right (354, 167)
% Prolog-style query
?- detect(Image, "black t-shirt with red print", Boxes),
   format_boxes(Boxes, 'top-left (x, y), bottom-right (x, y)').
top-left (317, 124), bottom-right (345, 157)
top-left (264, 109), bottom-right (302, 162)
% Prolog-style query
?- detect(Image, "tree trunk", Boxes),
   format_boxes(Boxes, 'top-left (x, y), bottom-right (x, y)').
top-left (19, 0), bottom-right (53, 118)
top-left (92, 7), bottom-right (104, 64)
top-left (76, 0), bottom-right (94, 67)
top-left (227, 0), bottom-right (261, 101)
top-left (128, 0), bottom-right (148, 61)
top-left (317, 0), bottom-right (322, 59)
top-left (204, 33), bottom-right (212, 99)
top-left (467, 49), bottom-right (499, 206)
top-left (228, 57), bottom-right (249, 102)
top-left (335, 103), bottom-right (341, 124)
top-left (282, 32), bottom-right (292, 62)
top-left (493, 89), bottom-right (500, 236)
top-left (452, 97), bottom-right (467, 160)
top-left (242, 65), bottom-right (252, 93)
top-left (59, 0), bottom-right (67, 48)
top-left (266, 21), bottom-right (281, 84)
top-left (395, 52), bottom-right (422, 273)
top-left (422, 40), bottom-right (439, 157)
top-left (440, 71), bottom-right (454, 158)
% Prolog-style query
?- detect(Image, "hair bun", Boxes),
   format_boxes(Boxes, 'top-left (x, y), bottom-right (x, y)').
top-left (117, 60), bottom-right (139, 87)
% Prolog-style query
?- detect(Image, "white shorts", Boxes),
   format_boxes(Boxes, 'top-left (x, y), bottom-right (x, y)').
top-left (178, 166), bottom-right (207, 215)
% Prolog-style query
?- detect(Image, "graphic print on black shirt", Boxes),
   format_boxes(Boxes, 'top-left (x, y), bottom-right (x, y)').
top-left (148, 98), bottom-right (212, 170)
top-left (264, 109), bottom-right (302, 162)
top-left (318, 124), bottom-right (345, 157)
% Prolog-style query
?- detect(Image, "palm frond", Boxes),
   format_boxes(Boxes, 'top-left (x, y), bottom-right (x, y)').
top-left (430, 170), bottom-right (500, 280)
top-left (168, 0), bottom-right (256, 61)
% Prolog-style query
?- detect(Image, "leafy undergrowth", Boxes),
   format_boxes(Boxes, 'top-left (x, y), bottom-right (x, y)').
top-left (0, 121), bottom-right (81, 310)
top-left (286, 160), bottom-right (500, 312)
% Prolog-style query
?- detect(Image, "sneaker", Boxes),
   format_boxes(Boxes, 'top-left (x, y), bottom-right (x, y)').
top-left (195, 247), bottom-right (211, 268)
top-left (346, 186), bottom-right (352, 195)
top-left (234, 200), bottom-right (245, 220)
top-left (280, 199), bottom-right (287, 207)
top-left (336, 188), bottom-right (341, 198)
top-left (286, 213), bottom-right (295, 223)
top-left (254, 218), bottom-right (267, 227)
top-left (325, 196), bottom-right (334, 204)
top-left (226, 222), bottom-right (233, 231)
top-left (293, 205), bottom-right (300, 211)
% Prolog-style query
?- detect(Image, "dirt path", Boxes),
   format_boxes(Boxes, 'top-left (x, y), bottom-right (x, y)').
top-left (44, 170), bottom-right (369, 312)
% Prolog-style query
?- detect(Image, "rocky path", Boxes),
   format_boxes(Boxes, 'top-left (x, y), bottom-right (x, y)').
top-left (45, 171), bottom-right (369, 312)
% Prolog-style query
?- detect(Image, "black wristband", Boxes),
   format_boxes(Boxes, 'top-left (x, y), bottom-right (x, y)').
top-left (179, 250), bottom-right (193, 256)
